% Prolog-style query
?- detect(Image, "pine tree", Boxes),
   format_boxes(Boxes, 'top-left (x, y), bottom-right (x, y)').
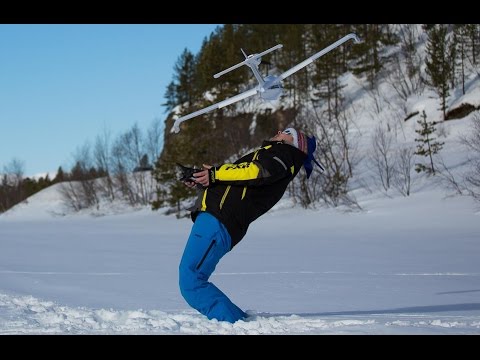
top-left (162, 81), bottom-right (177, 113)
top-left (277, 24), bottom-right (309, 108)
top-left (174, 48), bottom-right (197, 111)
top-left (221, 24), bottom-right (248, 95)
top-left (195, 34), bottom-right (220, 98)
top-left (414, 111), bottom-right (444, 175)
top-left (53, 166), bottom-right (65, 183)
top-left (70, 161), bottom-right (85, 181)
top-left (22, 177), bottom-right (39, 198)
top-left (151, 113), bottom-right (201, 212)
top-left (453, 25), bottom-right (467, 95)
top-left (465, 24), bottom-right (479, 65)
top-left (139, 154), bottom-right (149, 169)
top-left (453, 24), bottom-right (480, 95)
top-left (311, 24), bottom-right (346, 122)
top-left (425, 25), bottom-right (453, 120)
top-left (349, 24), bottom-right (398, 88)
top-left (449, 28), bottom-right (457, 90)
top-left (151, 151), bottom-right (197, 212)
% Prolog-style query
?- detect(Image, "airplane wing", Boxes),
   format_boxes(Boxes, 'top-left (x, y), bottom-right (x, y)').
top-left (278, 33), bottom-right (360, 81)
top-left (214, 44), bottom-right (283, 79)
top-left (171, 87), bottom-right (259, 133)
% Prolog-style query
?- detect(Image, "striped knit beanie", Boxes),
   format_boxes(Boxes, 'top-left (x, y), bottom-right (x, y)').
top-left (282, 127), bottom-right (325, 178)
top-left (282, 128), bottom-right (308, 154)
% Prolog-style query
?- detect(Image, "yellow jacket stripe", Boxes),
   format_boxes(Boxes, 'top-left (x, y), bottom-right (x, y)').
top-left (201, 189), bottom-right (208, 211)
top-left (241, 186), bottom-right (247, 200)
top-left (219, 185), bottom-right (231, 209)
top-left (215, 162), bottom-right (260, 181)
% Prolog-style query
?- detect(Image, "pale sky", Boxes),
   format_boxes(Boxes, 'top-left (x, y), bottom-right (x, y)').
top-left (0, 24), bottom-right (220, 176)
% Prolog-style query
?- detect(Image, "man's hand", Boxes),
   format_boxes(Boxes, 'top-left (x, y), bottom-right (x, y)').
top-left (183, 180), bottom-right (197, 188)
top-left (193, 164), bottom-right (214, 187)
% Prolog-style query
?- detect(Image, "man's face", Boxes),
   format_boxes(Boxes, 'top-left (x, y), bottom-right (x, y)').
top-left (270, 130), bottom-right (294, 145)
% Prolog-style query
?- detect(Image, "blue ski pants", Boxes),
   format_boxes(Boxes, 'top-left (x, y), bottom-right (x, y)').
top-left (179, 212), bottom-right (247, 323)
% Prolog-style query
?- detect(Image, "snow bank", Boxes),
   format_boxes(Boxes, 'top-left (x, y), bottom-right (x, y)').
top-left (2, 293), bottom-right (479, 334)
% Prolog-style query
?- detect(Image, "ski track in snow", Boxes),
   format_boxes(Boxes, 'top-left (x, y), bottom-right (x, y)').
top-left (2, 270), bottom-right (480, 277)
top-left (214, 271), bottom-right (480, 277)
top-left (1, 293), bottom-right (479, 335)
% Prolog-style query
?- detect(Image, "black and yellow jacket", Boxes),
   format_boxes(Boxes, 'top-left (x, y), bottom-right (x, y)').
top-left (190, 140), bottom-right (307, 249)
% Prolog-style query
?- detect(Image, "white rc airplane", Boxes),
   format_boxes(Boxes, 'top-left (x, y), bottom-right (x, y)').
top-left (172, 33), bottom-right (361, 133)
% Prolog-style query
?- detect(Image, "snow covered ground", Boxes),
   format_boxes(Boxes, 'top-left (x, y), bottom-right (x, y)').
top-left (1, 185), bottom-right (480, 334)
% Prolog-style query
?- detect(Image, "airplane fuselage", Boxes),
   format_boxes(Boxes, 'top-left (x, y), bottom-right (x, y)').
top-left (260, 75), bottom-right (283, 101)
top-left (247, 61), bottom-right (284, 101)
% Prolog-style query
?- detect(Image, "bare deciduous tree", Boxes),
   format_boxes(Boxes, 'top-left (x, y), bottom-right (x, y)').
top-left (460, 112), bottom-right (480, 201)
top-left (392, 146), bottom-right (415, 196)
top-left (94, 126), bottom-right (115, 201)
top-left (146, 118), bottom-right (164, 167)
top-left (435, 156), bottom-right (464, 196)
top-left (59, 180), bottom-right (86, 212)
top-left (3, 158), bottom-right (25, 185)
top-left (111, 132), bottom-right (135, 205)
top-left (111, 124), bottom-right (153, 206)
top-left (60, 142), bottom-right (100, 211)
top-left (293, 102), bottom-right (360, 209)
top-left (465, 162), bottom-right (480, 201)
top-left (387, 24), bottom-right (424, 102)
top-left (370, 125), bottom-right (395, 192)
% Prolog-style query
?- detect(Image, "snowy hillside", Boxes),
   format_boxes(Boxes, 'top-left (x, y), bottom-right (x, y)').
top-left (1, 183), bottom-right (67, 220)
top-left (1, 26), bottom-right (480, 334)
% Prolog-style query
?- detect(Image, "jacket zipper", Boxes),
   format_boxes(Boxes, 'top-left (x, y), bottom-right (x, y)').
top-left (196, 239), bottom-right (216, 270)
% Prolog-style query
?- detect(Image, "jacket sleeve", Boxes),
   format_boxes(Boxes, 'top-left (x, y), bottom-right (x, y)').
top-left (212, 148), bottom-right (293, 186)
